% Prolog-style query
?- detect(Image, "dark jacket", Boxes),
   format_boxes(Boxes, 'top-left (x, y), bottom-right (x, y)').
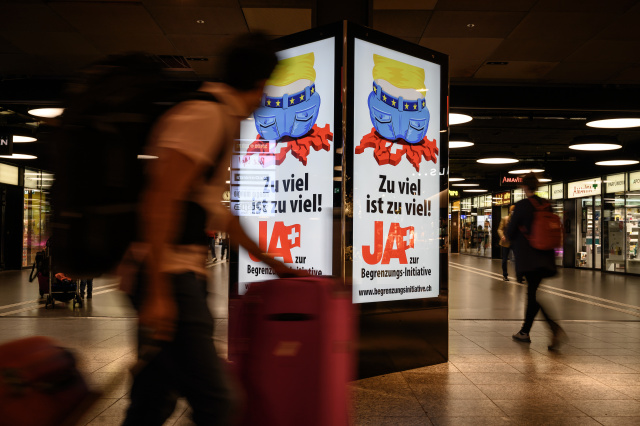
top-left (506, 196), bottom-right (556, 277)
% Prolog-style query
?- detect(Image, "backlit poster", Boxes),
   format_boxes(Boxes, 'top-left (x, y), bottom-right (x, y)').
top-left (233, 37), bottom-right (335, 294)
top-left (352, 39), bottom-right (441, 303)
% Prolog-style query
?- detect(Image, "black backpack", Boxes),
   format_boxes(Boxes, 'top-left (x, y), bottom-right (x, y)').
top-left (50, 53), bottom-right (216, 278)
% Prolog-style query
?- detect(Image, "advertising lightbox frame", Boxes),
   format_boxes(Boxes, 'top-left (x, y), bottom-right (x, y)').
top-left (344, 22), bottom-right (449, 377)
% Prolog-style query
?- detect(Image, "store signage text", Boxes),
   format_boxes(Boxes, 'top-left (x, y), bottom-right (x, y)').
top-left (568, 179), bottom-right (600, 199)
top-left (493, 191), bottom-right (511, 206)
top-left (0, 133), bottom-right (12, 156)
top-left (449, 190), bottom-right (459, 197)
top-left (500, 175), bottom-right (523, 187)
top-left (551, 183), bottom-right (563, 200)
top-left (631, 172), bottom-right (640, 191)
top-left (606, 174), bottom-right (626, 193)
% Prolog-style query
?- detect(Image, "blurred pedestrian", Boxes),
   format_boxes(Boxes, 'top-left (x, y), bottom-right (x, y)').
top-left (507, 173), bottom-right (566, 350)
top-left (80, 279), bottom-right (93, 299)
top-left (220, 232), bottom-right (229, 261)
top-left (497, 205), bottom-right (523, 282)
top-left (122, 33), bottom-right (303, 426)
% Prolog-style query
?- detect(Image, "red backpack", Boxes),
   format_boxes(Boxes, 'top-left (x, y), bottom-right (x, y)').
top-left (524, 197), bottom-right (563, 250)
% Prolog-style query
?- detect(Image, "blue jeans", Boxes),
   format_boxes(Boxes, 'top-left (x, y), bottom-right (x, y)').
top-left (124, 272), bottom-right (235, 425)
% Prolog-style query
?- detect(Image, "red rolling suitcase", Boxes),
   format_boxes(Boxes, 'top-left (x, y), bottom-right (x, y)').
top-left (230, 277), bottom-right (356, 426)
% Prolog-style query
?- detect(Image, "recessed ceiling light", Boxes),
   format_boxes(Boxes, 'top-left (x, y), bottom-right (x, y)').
top-left (449, 113), bottom-right (472, 125)
top-left (595, 160), bottom-right (639, 166)
top-left (0, 153), bottom-right (37, 159)
top-left (137, 155), bottom-right (158, 160)
top-left (587, 118), bottom-right (640, 129)
top-left (196, 19), bottom-right (205, 24)
top-left (464, 189), bottom-right (487, 192)
top-left (449, 177), bottom-right (465, 182)
top-left (508, 168), bottom-right (544, 174)
top-left (12, 136), bottom-right (37, 143)
top-left (569, 143), bottom-right (622, 151)
top-left (452, 183), bottom-right (479, 187)
top-left (539, 178), bottom-right (552, 182)
top-left (28, 108), bottom-right (64, 118)
top-left (450, 141), bottom-right (474, 148)
top-left (477, 157), bottom-right (519, 164)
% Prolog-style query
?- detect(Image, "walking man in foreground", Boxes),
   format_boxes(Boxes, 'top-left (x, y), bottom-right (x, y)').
top-left (506, 173), bottom-right (566, 350)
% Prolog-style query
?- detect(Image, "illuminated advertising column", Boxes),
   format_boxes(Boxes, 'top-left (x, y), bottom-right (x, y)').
top-left (232, 36), bottom-right (337, 294)
top-left (351, 40), bottom-right (443, 303)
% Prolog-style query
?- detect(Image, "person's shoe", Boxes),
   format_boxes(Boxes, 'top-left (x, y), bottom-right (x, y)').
top-left (87, 293), bottom-right (92, 299)
top-left (548, 325), bottom-right (568, 351)
top-left (503, 276), bottom-right (509, 281)
top-left (512, 331), bottom-right (531, 343)
top-left (516, 277), bottom-right (524, 283)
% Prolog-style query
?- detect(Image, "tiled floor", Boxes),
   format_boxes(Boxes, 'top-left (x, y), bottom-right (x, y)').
top-left (1, 254), bottom-right (639, 425)
top-left (353, 320), bottom-right (640, 425)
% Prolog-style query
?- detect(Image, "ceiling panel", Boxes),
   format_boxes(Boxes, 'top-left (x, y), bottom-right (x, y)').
top-left (595, 12), bottom-right (640, 40)
top-left (84, 34), bottom-right (177, 56)
top-left (532, 0), bottom-right (638, 13)
top-left (0, 54), bottom-right (50, 75)
top-left (0, 35), bottom-right (21, 54)
top-left (0, 4), bottom-right (74, 33)
top-left (543, 61), bottom-right (627, 84)
top-left (167, 34), bottom-right (233, 57)
top-left (148, 6), bottom-right (248, 35)
top-left (508, 12), bottom-right (614, 40)
top-left (187, 56), bottom-right (222, 78)
top-left (435, 0), bottom-right (537, 12)
top-left (473, 61), bottom-right (558, 80)
top-left (423, 11), bottom-right (526, 38)
top-left (610, 65), bottom-right (640, 84)
top-left (36, 54), bottom-right (103, 75)
top-left (419, 37), bottom-right (503, 61)
top-left (488, 38), bottom-right (584, 62)
top-left (242, 8), bottom-right (312, 36)
top-left (449, 58), bottom-right (485, 79)
top-left (5, 32), bottom-right (102, 56)
top-left (50, 2), bottom-right (164, 35)
top-left (372, 10), bottom-right (431, 39)
top-left (566, 40), bottom-right (640, 63)
top-left (373, 0), bottom-right (437, 10)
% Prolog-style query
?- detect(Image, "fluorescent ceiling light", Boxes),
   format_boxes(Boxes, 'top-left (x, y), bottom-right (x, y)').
top-left (450, 141), bottom-right (474, 148)
top-left (137, 155), bottom-right (159, 160)
top-left (477, 157), bottom-right (519, 164)
top-left (0, 154), bottom-right (37, 159)
top-left (509, 168), bottom-right (544, 174)
top-left (569, 143), bottom-right (621, 151)
top-left (13, 136), bottom-right (37, 143)
top-left (587, 118), bottom-right (640, 129)
top-left (28, 108), bottom-right (64, 118)
top-left (539, 178), bottom-right (552, 182)
top-left (595, 160), bottom-right (639, 166)
top-left (449, 113), bottom-right (472, 125)
top-left (449, 177), bottom-right (465, 182)
top-left (464, 189), bottom-right (487, 192)
top-left (452, 183), bottom-right (479, 187)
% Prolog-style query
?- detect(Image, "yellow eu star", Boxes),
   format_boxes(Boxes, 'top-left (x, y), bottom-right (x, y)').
top-left (276, 100), bottom-right (280, 106)
top-left (311, 87), bottom-right (315, 94)
top-left (382, 95), bottom-right (387, 101)
top-left (300, 94), bottom-right (305, 101)
top-left (413, 104), bottom-right (417, 110)
top-left (290, 98), bottom-right (295, 105)
top-left (391, 99), bottom-right (396, 106)
top-left (266, 99), bottom-right (271, 106)
top-left (405, 104), bottom-right (409, 110)
top-left (373, 86), bottom-right (377, 93)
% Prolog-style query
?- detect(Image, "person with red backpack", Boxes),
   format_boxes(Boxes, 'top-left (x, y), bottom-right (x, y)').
top-left (507, 173), bottom-right (567, 350)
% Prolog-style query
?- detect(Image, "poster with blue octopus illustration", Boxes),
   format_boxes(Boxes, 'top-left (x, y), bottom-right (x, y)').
top-left (352, 39), bottom-right (441, 304)
top-left (234, 38), bottom-right (335, 292)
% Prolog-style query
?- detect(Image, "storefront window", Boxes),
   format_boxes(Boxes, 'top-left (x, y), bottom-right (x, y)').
top-left (626, 186), bottom-right (640, 274)
top-left (22, 170), bottom-right (53, 267)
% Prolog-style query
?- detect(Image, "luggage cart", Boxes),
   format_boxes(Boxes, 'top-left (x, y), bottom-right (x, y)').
top-left (44, 243), bottom-right (83, 310)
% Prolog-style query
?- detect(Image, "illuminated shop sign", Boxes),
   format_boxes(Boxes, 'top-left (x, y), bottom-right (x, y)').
top-left (630, 171), bottom-right (640, 191)
top-left (605, 173), bottom-right (626, 193)
top-left (568, 178), bottom-right (601, 199)
top-left (500, 175), bottom-right (523, 187)
top-left (551, 183), bottom-right (563, 200)
top-left (493, 191), bottom-right (511, 206)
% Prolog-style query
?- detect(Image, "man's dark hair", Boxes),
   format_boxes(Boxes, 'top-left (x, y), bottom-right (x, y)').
top-left (219, 32), bottom-right (278, 92)
top-left (522, 173), bottom-right (539, 192)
